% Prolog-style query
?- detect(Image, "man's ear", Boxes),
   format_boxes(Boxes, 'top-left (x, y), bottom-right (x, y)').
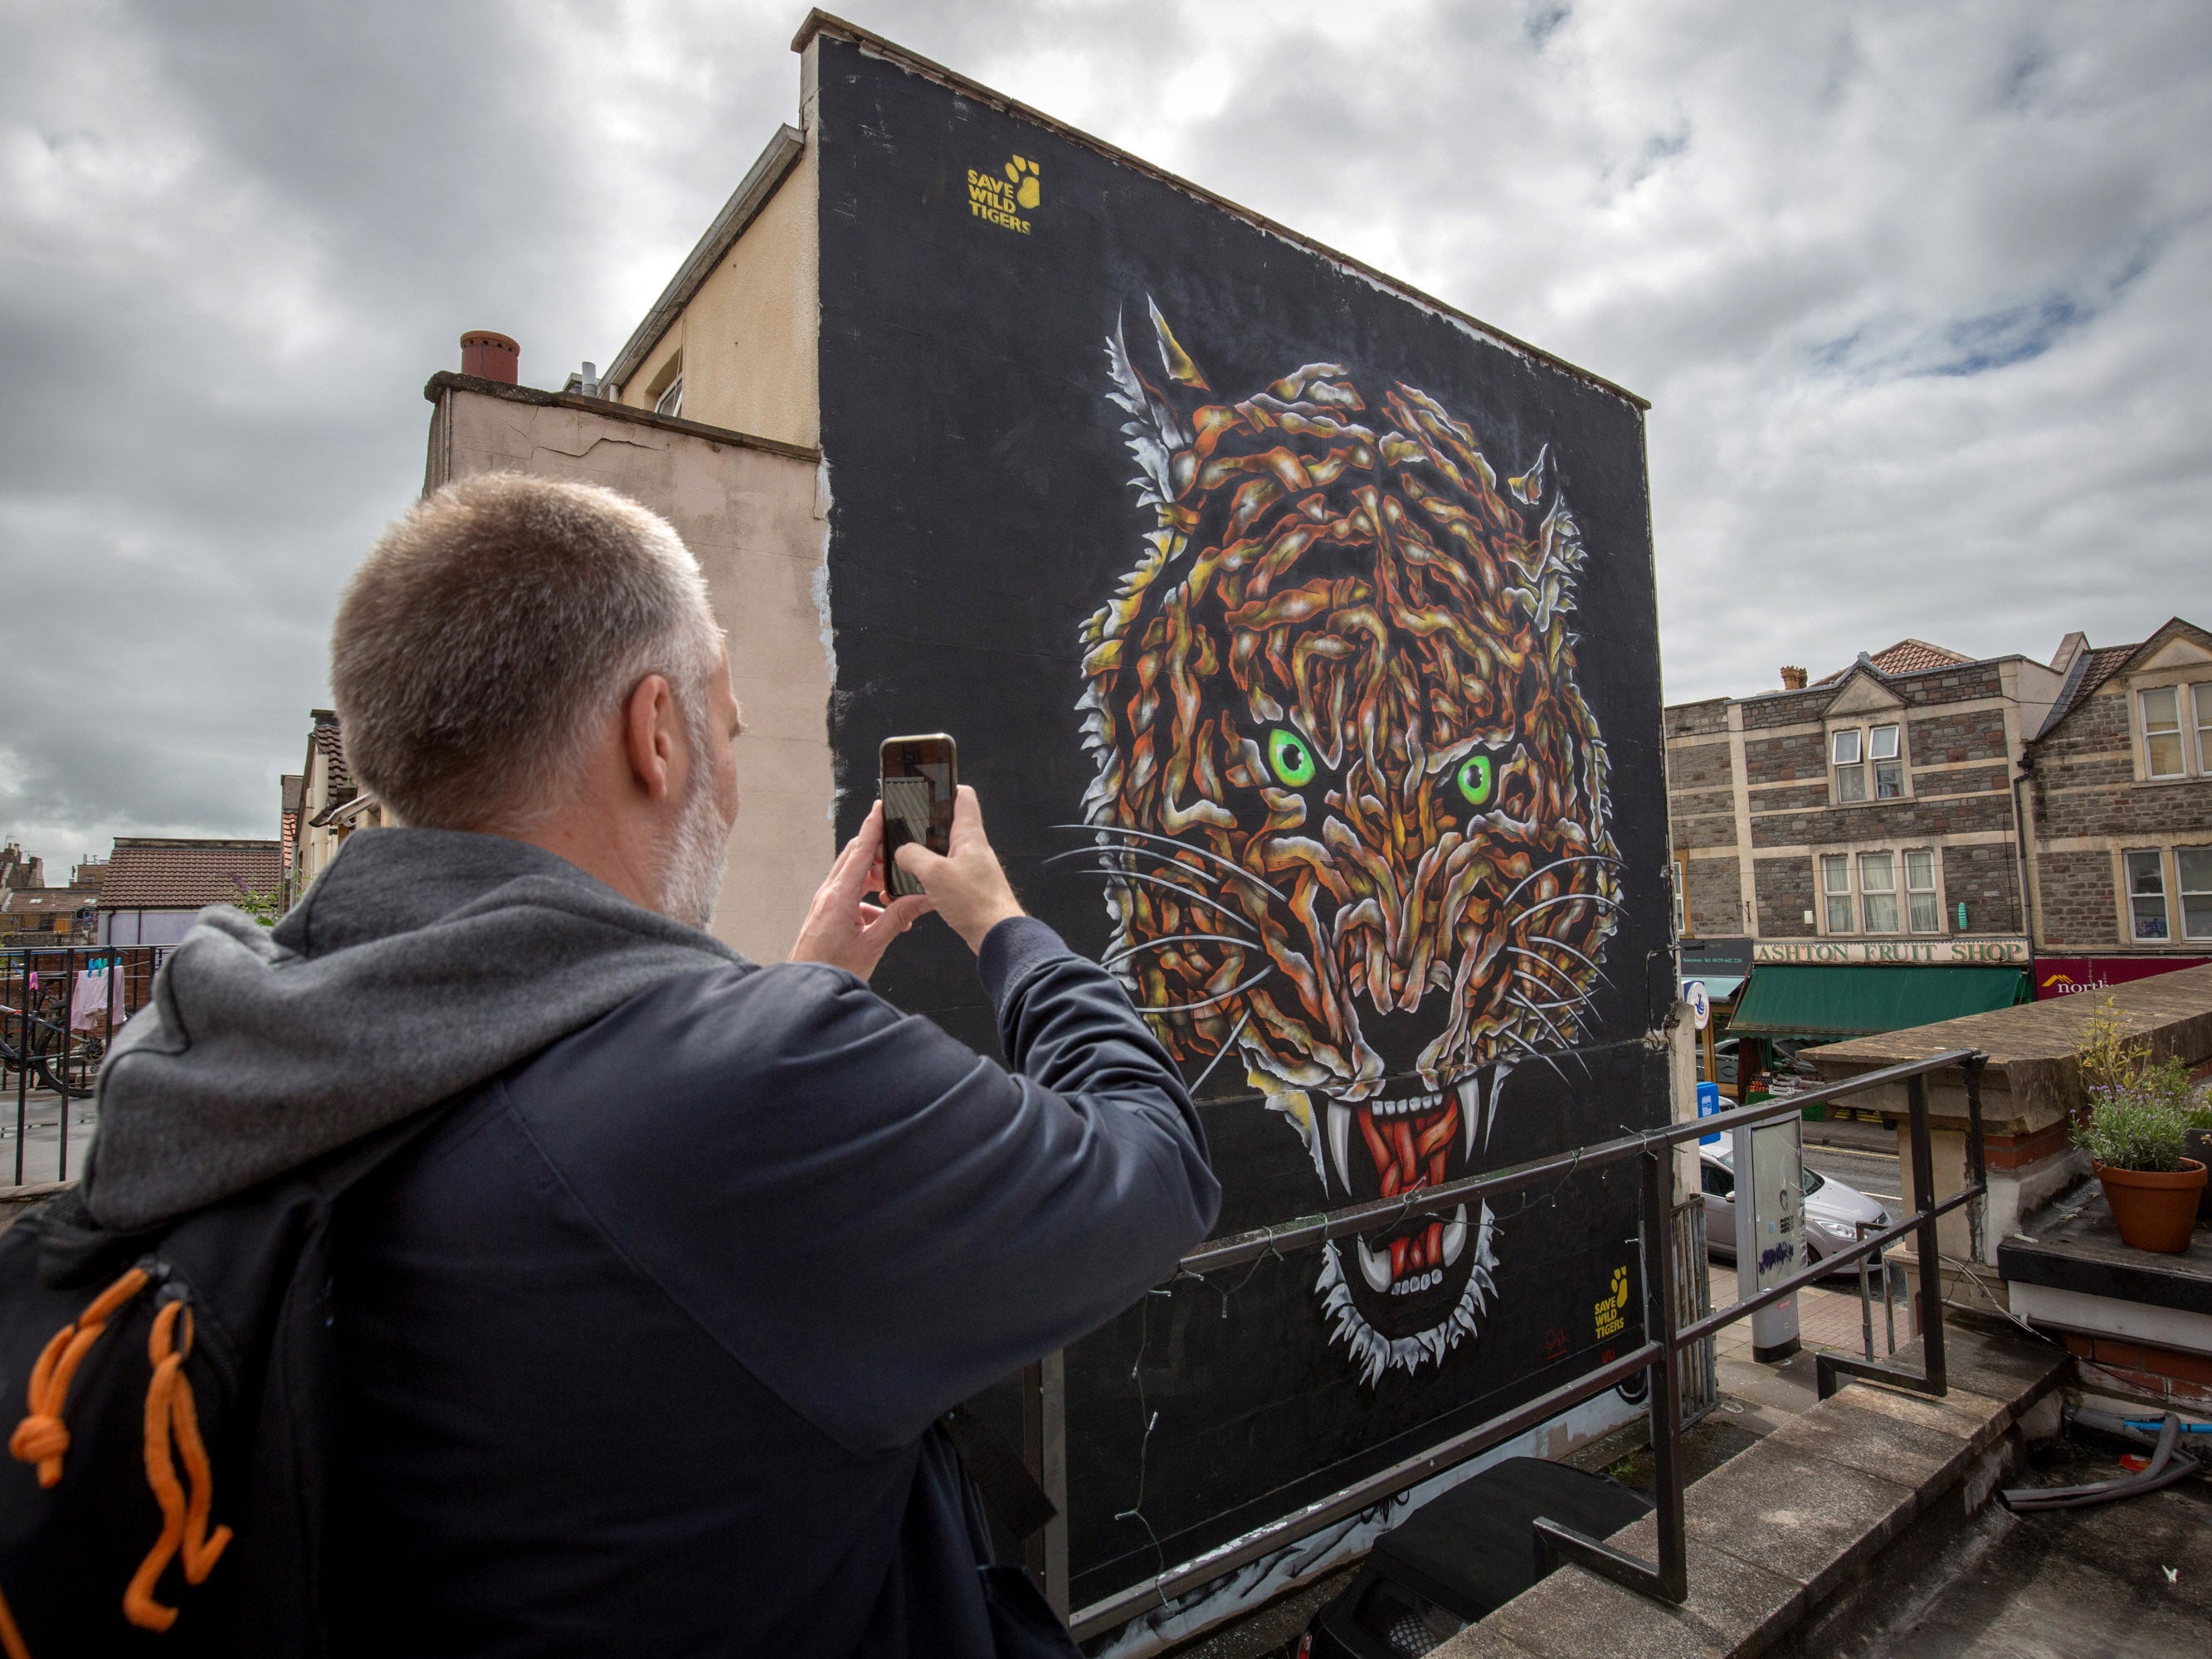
top-left (622, 674), bottom-right (680, 801)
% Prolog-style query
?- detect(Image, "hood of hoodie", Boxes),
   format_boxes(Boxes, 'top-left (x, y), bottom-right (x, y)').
top-left (82, 826), bottom-right (746, 1233)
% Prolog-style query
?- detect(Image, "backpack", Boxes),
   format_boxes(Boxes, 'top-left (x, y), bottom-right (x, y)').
top-left (0, 1121), bottom-right (434, 1658)
top-left (0, 1122), bottom-right (1073, 1659)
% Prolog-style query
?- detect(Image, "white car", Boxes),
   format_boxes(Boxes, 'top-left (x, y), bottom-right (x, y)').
top-left (1699, 1146), bottom-right (1892, 1275)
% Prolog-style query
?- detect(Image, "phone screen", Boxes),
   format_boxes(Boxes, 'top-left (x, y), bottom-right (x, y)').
top-left (879, 734), bottom-right (957, 899)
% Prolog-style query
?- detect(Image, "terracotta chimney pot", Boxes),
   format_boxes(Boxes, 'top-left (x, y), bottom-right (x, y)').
top-left (460, 331), bottom-right (520, 384)
top-left (1780, 665), bottom-right (1808, 690)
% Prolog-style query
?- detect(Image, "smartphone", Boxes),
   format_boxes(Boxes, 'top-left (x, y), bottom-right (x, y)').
top-left (879, 733), bottom-right (957, 900)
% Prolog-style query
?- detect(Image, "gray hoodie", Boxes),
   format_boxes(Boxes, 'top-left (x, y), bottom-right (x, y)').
top-left (84, 827), bottom-right (739, 1232)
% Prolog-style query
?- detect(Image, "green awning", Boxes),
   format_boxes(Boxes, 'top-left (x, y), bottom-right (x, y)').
top-left (1727, 965), bottom-right (2028, 1040)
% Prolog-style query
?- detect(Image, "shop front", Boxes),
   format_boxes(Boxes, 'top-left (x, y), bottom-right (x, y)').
top-left (1723, 941), bottom-right (2032, 1115)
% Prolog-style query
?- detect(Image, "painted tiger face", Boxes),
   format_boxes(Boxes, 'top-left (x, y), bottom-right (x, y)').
top-left (1075, 304), bottom-right (1619, 1384)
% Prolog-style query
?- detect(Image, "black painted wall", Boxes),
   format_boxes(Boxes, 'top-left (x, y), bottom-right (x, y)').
top-left (812, 37), bottom-right (1671, 1608)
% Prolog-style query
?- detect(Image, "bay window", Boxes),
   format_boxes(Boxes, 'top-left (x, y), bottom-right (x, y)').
top-left (1821, 854), bottom-right (1852, 932)
top-left (1831, 729), bottom-right (1864, 801)
top-left (1906, 849), bottom-right (1940, 932)
top-left (2142, 688), bottom-right (2185, 778)
top-left (2126, 849), bottom-right (2169, 941)
top-left (1859, 852), bottom-right (1898, 932)
top-left (2180, 848), bottom-right (2212, 941)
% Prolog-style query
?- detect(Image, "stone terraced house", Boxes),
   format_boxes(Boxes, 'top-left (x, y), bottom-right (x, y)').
top-left (1661, 627), bottom-right (2212, 1086)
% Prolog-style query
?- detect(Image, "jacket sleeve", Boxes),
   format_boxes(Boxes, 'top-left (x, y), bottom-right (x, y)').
top-left (516, 922), bottom-right (1221, 1456)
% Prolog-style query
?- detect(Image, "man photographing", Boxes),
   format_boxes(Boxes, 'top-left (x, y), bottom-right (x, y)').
top-left (78, 473), bottom-right (1221, 1655)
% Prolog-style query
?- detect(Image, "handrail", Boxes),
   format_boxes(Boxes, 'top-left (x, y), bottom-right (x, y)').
top-left (1064, 1045), bottom-right (1990, 1640)
top-left (1182, 1048), bottom-right (1977, 1274)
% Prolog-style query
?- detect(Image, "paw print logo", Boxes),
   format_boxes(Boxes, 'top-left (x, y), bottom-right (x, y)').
top-left (1609, 1266), bottom-right (1629, 1311)
top-left (1005, 154), bottom-right (1041, 210)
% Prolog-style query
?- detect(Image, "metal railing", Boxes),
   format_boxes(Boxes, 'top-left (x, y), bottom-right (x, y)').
top-left (2, 944), bottom-right (164, 1185)
top-left (1062, 1046), bottom-right (1987, 1638)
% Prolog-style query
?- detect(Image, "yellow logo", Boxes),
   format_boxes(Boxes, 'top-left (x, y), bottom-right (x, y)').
top-left (1594, 1266), bottom-right (1630, 1340)
top-left (967, 154), bottom-right (1040, 234)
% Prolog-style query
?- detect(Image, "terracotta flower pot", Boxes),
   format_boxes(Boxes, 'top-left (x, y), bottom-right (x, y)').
top-left (2094, 1158), bottom-right (2208, 1253)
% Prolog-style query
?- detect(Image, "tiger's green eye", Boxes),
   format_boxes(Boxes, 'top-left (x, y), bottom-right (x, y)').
top-left (1456, 754), bottom-right (1494, 808)
top-left (1267, 729), bottom-right (1317, 787)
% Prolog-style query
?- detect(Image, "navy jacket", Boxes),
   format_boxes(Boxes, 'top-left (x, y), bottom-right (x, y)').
top-left (328, 919), bottom-right (1219, 1657)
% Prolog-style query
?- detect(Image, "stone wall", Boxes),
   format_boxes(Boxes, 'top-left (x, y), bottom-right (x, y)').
top-left (1664, 700), bottom-right (1729, 739)
top-left (1666, 740), bottom-right (1733, 791)
top-left (1907, 708), bottom-right (2008, 766)
top-left (1916, 764), bottom-right (2010, 798)
top-left (1942, 842), bottom-right (2023, 933)
top-left (1744, 732), bottom-right (1824, 784)
top-left (1754, 855), bottom-right (1815, 935)
top-left (1751, 791), bottom-right (2015, 849)
top-left (2036, 848), bottom-right (2118, 946)
top-left (1683, 855), bottom-right (1742, 937)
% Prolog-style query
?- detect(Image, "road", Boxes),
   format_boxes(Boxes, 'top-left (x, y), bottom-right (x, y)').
top-left (1805, 1141), bottom-right (1902, 1209)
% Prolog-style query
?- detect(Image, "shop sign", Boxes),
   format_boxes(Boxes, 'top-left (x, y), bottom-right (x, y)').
top-left (2034, 956), bottom-right (2212, 999)
top-left (1752, 937), bottom-right (2029, 966)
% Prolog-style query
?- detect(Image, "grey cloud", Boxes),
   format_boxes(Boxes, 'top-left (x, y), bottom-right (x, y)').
top-left (2, 0), bottom-right (2207, 864)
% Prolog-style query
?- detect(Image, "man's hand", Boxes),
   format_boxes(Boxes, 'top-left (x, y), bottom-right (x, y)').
top-left (788, 801), bottom-right (933, 981)
top-left (893, 785), bottom-right (1025, 955)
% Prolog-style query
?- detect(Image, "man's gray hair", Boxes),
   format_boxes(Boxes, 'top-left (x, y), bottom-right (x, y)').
top-left (333, 473), bottom-right (721, 831)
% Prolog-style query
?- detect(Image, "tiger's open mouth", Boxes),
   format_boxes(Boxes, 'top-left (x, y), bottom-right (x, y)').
top-left (1325, 1078), bottom-right (1484, 1302)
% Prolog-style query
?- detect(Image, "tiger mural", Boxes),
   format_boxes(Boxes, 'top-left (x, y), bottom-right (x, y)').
top-left (1073, 302), bottom-right (1620, 1384)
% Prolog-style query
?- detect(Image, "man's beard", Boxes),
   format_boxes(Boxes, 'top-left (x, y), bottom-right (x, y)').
top-left (658, 739), bottom-right (734, 930)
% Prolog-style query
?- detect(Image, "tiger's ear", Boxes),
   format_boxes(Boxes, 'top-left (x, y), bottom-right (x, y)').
top-left (1105, 296), bottom-right (1208, 513)
top-left (1148, 299), bottom-right (1210, 390)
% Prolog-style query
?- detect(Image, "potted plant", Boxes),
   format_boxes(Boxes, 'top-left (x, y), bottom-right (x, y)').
top-left (2073, 1000), bottom-right (2205, 1253)
top-left (2186, 1098), bottom-right (2212, 1225)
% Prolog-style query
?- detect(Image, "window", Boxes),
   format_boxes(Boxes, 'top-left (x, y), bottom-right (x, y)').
top-left (1822, 854), bottom-right (1853, 932)
top-left (1870, 724), bottom-right (1903, 798)
top-left (1700, 1160), bottom-right (1734, 1198)
top-left (2126, 849), bottom-right (2169, 941)
top-left (1830, 729), bottom-right (1864, 801)
top-left (2142, 688), bottom-right (2184, 777)
top-left (2197, 684), bottom-right (2212, 774)
top-left (654, 373), bottom-right (685, 418)
top-left (1859, 852), bottom-right (1898, 932)
top-left (1905, 848), bottom-right (1940, 932)
top-left (2179, 848), bottom-right (2212, 941)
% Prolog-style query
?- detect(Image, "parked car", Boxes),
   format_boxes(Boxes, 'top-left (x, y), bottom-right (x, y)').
top-left (1699, 1146), bottom-right (1890, 1275)
top-left (1299, 1457), bottom-right (1652, 1658)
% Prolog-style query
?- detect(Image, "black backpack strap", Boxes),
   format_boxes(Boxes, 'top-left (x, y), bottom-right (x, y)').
top-left (938, 1404), bottom-right (1057, 1542)
top-left (25, 1108), bottom-right (454, 1292)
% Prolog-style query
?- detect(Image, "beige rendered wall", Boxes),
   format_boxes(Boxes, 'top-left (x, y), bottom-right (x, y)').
top-left (614, 139), bottom-right (821, 451)
top-left (431, 385), bottom-right (836, 962)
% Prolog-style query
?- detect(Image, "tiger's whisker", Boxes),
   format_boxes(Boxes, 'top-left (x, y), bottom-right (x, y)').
top-left (1050, 823), bottom-right (1290, 902)
top-left (1508, 994), bottom-right (1596, 1080)
top-left (1512, 893), bottom-right (1628, 925)
top-left (1101, 932), bottom-right (1258, 969)
top-left (1508, 974), bottom-right (1589, 1011)
top-left (1046, 847), bottom-right (1230, 889)
top-left (1510, 937), bottom-right (1616, 991)
top-left (1148, 968), bottom-right (1278, 1017)
top-left (1185, 1009), bottom-right (1254, 1096)
top-left (1506, 942), bottom-right (1612, 995)
top-left (1507, 992), bottom-right (1576, 1052)
top-left (1498, 853), bottom-right (1624, 911)
top-left (1503, 1030), bottom-right (1572, 1089)
top-left (1063, 868), bottom-right (1259, 929)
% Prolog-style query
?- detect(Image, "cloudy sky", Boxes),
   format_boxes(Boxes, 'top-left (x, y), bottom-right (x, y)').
top-left (3, 0), bottom-right (2207, 864)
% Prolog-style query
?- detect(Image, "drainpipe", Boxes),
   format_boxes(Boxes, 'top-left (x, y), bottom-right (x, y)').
top-left (2011, 757), bottom-right (2038, 956)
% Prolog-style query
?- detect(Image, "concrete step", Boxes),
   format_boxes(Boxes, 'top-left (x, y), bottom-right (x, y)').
top-left (1432, 1321), bottom-right (2069, 1658)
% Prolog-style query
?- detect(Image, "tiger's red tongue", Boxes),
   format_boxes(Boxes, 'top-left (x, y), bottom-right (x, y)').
top-left (1356, 1098), bottom-right (1462, 1284)
top-left (1356, 1100), bottom-right (1460, 1199)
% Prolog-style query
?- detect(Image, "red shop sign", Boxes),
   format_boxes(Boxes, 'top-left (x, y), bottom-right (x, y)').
top-left (2034, 956), bottom-right (2212, 999)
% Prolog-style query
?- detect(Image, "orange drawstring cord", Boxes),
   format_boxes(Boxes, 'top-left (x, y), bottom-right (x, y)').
top-left (122, 1300), bottom-right (231, 1632)
top-left (8, 1266), bottom-right (150, 1486)
top-left (0, 1579), bottom-right (31, 1659)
